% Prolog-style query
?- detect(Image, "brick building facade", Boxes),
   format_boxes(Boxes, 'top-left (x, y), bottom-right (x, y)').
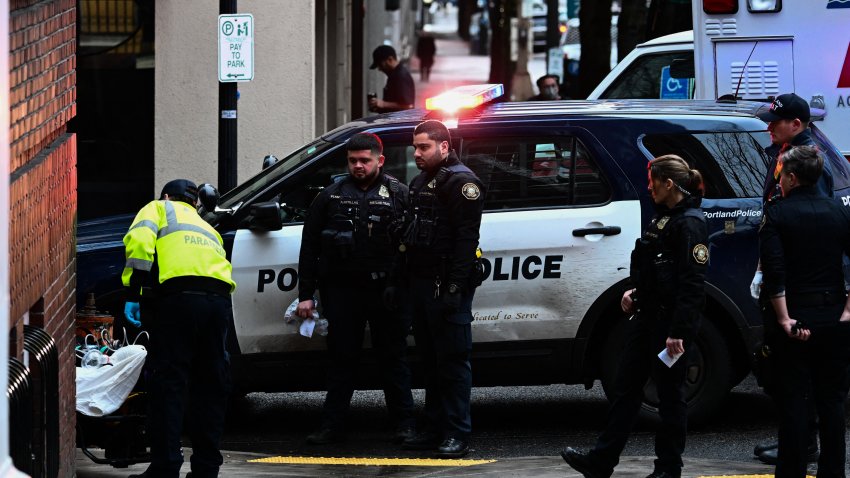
top-left (8, 0), bottom-right (77, 475)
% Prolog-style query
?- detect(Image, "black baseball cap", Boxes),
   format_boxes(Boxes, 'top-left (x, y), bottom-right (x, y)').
top-left (160, 179), bottom-right (198, 203)
top-left (369, 45), bottom-right (396, 69)
top-left (757, 93), bottom-right (811, 122)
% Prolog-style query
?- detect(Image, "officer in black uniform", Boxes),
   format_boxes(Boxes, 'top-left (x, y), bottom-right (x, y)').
top-left (296, 132), bottom-right (416, 444)
top-left (759, 145), bottom-right (850, 478)
top-left (400, 120), bottom-right (484, 458)
top-left (562, 155), bottom-right (708, 478)
top-left (752, 93), bottom-right (830, 465)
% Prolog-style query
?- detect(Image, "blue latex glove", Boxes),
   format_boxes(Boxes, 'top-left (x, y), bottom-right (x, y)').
top-left (124, 301), bottom-right (141, 327)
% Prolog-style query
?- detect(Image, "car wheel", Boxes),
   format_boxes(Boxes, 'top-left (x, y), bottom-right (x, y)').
top-left (599, 317), bottom-right (733, 426)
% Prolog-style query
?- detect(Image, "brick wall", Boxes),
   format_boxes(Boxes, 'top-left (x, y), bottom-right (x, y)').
top-left (8, 0), bottom-right (77, 476)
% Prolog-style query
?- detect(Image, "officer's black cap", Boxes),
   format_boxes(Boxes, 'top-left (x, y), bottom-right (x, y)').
top-left (370, 45), bottom-right (396, 69)
top-left (757, 93), bottom-right (811, 123)
top-left (160, 179), bottom-right (199, 203)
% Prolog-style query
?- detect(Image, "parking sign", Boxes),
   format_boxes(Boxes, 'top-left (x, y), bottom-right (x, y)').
top-left (218, 14), bottom-right (254, 82)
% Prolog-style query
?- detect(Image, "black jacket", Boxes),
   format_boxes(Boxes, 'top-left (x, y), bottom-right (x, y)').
top-left (762, 129), bottom-right (832, 203)
top-left (631, 196), bottom-right (708, 341)
top-left (760, 186), bottom-right (850, 302)
top-left (298, 173), bottom-right (408, 300)
top-left (405, 151), bottom-right (485, 288)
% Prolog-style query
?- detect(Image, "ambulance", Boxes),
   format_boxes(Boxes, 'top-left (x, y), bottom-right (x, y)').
top-left (589, 0), bottom-right (850, 156)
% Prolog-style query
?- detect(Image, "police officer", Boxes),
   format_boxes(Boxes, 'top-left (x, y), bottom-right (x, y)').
top-left (400, 120), bottom-right (484, 458)
top-left (296, 132), bottom-right (415, 444)
top-left (124, 179), bottom-right (236, 478)
top-left (562, 155), bottom-right (708, 478)
top-left (752, 93), bottom-right (829, 464)
top-left (759, 145), bottom-right (850, 478)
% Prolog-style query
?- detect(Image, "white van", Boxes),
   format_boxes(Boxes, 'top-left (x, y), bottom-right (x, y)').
top-left (589, 0), bottom-right (850, 156)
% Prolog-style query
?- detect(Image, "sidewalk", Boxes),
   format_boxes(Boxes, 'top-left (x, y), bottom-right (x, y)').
top-left (76, 448), bottom-right (777, 477)
top-left (406, 5), bottom-right (548, 108)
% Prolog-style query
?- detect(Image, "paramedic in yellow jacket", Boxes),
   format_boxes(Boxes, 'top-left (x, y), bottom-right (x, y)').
top-left (123, 179), bottom-right (236, 478)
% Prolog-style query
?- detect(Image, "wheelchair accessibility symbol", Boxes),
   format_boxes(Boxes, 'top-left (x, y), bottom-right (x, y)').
top-left (660, 66), bottom-right (690, 99)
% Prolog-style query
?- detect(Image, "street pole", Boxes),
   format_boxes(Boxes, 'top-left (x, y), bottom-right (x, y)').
top-left (219, 0), bottom-right (238, 193)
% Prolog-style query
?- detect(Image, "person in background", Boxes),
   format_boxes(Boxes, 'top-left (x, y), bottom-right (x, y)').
top-left (416, 33), bottom-right (437, 82)
top-left (527, 74), bottom-right (562, 101)
top-left (369, 45), bottom-right (415, 113)
top-left (561, 155), bottom-right (708, 478)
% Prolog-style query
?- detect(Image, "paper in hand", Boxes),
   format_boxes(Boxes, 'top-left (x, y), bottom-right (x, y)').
top-left (299, 318), bottom-right (316, 338)
top-left (658, 348), bottom-right (683, 368)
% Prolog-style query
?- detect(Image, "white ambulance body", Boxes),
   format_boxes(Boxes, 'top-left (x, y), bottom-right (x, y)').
top-left (589, 0), bottom-right (850, 156)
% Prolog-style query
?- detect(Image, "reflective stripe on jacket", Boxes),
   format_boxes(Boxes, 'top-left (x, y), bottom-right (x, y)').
top-left (122, 199), bottom-right (236, 292)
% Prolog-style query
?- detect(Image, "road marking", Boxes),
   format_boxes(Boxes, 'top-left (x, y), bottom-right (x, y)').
top-left (247, 456), bottom-right (496, 466)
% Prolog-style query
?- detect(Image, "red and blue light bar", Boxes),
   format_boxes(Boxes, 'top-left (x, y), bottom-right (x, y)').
top-left (425, 84), bottom-right (504, 114)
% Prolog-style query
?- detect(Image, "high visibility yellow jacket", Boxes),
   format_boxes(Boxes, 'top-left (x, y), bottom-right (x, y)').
top-left (122, 200), bottom-right (236, 298)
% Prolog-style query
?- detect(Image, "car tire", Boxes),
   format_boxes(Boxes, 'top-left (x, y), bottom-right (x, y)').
top-left (599, 317), bottom-right (733, 426)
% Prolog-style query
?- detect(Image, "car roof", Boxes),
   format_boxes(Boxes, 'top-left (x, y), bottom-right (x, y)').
top-left (637, 30), bottom-right (693, 48)
top-left (323, 99), bottom-right (769, 141)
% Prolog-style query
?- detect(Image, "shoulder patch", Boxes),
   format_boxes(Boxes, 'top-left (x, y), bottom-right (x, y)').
top-left (692, 244), bottom-right (709, 264)
top-left (461, 183), bottom-right (481, 200)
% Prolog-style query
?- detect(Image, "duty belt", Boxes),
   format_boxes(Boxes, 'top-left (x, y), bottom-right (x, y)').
top-left (786, 290), bottom-right (847, 307)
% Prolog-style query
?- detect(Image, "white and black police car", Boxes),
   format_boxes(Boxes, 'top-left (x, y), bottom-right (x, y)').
top-left (77, 85), bottom-right (850, 424)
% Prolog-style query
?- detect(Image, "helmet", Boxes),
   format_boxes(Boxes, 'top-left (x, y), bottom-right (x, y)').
top-left (262, 154), bottom-right (279, 170)
top-left (197, 183), bottom-right (220, 213)
top-left (160, 179), bottom-right (198, 204)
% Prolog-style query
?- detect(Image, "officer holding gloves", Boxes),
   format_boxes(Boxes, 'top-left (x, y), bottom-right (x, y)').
top-left (296, 132), bottom-right (416, 445)
top-left (123, 179), bottom-right (236, 478)
top-left (399, 120), bottom-right (485, 458)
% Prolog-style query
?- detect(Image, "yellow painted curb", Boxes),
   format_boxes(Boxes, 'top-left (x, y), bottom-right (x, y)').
top-left (247, 456), bottom-right (497, 467)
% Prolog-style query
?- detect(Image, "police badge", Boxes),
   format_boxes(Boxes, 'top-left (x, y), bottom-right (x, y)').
top-left (693, 244), bottom-right (709, 264)
top-left (462, 183), bottom-right (481, 200)
top-left (379, 185), bottom-right (390, 198)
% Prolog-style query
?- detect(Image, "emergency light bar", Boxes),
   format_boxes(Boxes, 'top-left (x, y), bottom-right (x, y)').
top-left (425, 84), bottom-right (505, 113)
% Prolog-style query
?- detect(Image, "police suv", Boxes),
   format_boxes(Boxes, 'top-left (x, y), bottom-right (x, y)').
top-left (76, 85), bottom-right (850, 424)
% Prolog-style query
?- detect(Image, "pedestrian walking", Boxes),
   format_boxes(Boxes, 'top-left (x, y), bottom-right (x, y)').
top-left (368, 45), bottom-right (415, 113)
top-left (416, 33), bottom-right (436, 82)
top-left (758, 145), bottom-right (850, 478)
top-left (562, 155), bottom-right (708, 478)
top-left (123, 179), bottom-right (236, 478)
top-left (399, 120), bottom-right (485, 458)
top-left (296, 132), bottom-right (416, 445)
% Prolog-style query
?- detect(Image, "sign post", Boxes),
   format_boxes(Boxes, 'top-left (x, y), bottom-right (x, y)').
top-left (217, 9), bottom-right (253, 192)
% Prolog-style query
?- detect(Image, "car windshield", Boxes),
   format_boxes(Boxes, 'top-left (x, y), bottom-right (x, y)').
top-left (204, 138), bottom-right (336, 221)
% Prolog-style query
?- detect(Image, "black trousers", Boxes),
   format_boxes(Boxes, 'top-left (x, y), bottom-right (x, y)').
top-left (589, 312), bottom-right (690, 477)
top-left (409, 276), bottom-right (474, 440)
top-left (320, 280), bottom-right (415, 431)
top-left (772, 311), bottom-right (850, 478)
top-left (145, 291), bottom-right (232, 478)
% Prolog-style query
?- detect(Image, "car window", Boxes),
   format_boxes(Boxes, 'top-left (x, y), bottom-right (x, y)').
top-left (601, 52), bottom-right (694, 100)
top-left (461, 137), bottom-right (610, 210)
top-left (641, 131), bottom-right (772, 198)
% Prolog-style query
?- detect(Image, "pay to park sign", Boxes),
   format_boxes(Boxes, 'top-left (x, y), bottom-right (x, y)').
top-left (218, 14), bottom-right (254, 82)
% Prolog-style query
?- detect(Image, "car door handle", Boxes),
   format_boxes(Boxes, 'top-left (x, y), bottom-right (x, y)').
top-left (572, 226), bottom-right (621, 237)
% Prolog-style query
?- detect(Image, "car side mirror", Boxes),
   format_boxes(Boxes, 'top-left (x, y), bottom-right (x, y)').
top-left (248, 201), bottom-right (283, 231)
top-left (670, 58), bottom-right (695, 79)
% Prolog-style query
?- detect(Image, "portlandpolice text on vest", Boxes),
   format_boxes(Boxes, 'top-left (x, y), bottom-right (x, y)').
top-left (702, 209), bottom-right (761, 220)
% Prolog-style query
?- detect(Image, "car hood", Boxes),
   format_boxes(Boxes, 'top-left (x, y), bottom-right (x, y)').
top-left (77, 214), bottom-right (134, 251)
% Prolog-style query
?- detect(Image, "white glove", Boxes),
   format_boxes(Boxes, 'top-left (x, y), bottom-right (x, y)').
top-left (750, 271), bottom-right (763, 300)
